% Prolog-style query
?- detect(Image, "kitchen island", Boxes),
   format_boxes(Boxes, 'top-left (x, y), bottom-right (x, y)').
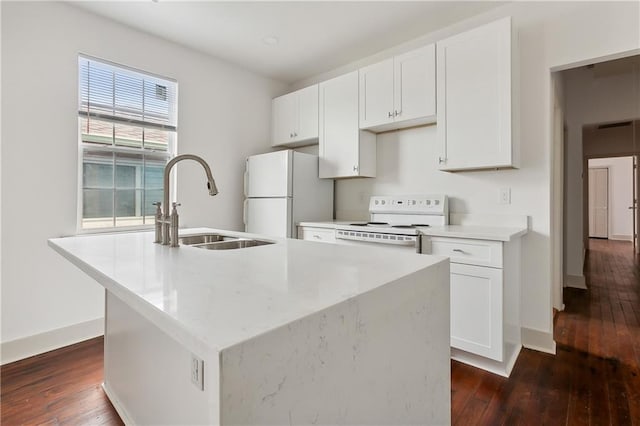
top-left (49, 228), bottom-right (450, 425)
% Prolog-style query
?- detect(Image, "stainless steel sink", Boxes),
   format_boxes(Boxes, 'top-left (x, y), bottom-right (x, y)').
top-left (195, 239), bottom-right (274, 250)
top-left (178, 233), bottom-right (274, 250)
top-left (178, 233), bottom-right (238, 245)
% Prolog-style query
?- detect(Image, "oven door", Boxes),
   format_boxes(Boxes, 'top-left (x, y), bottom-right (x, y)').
top-left (335, 229), bottom-right (420, 252)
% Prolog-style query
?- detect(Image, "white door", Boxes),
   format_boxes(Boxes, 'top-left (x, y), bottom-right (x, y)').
top-left (437, 17), bottom-right (512, 170)
top-left (319, 71), bottom-right (360, 178)
top-left (245, 151), bottom-right (292, 198)
top-left (588, 167), bottom-right (608, 238)
top-left (296, 85), bottom-right (319, 142)
top-left (394, 44), bottom-right (436, 122)
top-left (450, 263), bottom-right (503, 361)
top-left (358, 58), bottom-right (394, 129)
top-left (271, 93), bottom-right (296, 146)
top-left (244, 198), bottom-right (292, 238)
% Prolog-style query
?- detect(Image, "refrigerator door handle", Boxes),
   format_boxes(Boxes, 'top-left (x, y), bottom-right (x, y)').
top-left (243, 199), bottom-right (248, 226)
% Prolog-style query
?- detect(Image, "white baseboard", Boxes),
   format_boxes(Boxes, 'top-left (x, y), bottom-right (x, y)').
top-left (1, 318), bottom-right (104, 365)
top-left (609, 234), bottom-right (632, 241)
top-left (565, 274), bottom-right (587, 289)
top-left (522, 327), bottom-right (556, 354)
top-left (103, 382), bottom-right (133, 426)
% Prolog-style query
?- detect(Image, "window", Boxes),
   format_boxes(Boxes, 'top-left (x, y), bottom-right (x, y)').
top-left (78, 56), bottom-right (177, 230)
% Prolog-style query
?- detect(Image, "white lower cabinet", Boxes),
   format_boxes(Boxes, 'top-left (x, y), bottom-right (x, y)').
top-left (426, 235), bottom-right (522, 377)
top-left (297, 226), bottom-right (336, 243)
top-left (450, 263), bottom-right (503, 361)
top-left (296, 226), bottom-right (523, 377)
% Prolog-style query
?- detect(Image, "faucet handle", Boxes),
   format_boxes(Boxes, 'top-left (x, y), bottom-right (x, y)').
top-left (171, 202), bottom-right (181, 214)
top-left (152, 201), bottom-right (162, 215)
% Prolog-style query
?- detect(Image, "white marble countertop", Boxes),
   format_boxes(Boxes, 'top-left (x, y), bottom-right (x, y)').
top-left (49, 228), bottom-right (446, 355)
top-left (298, 221), bottom-right (527, 242)
top-left (417, 225), bottom-right (527, 242)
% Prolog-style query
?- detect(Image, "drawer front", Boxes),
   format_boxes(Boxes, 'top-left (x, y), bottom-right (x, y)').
top-left (298, 227), bottom-right (336, 243)
top-left (429, 237), bottom-right (502, 268)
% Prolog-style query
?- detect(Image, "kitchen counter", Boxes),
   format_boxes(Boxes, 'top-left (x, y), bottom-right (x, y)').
top-left (417, 225), bottom-right (527, 242)
top-left (49, 228), bottom-right (451, 425)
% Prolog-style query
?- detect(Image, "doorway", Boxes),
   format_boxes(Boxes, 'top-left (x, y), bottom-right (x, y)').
top-left (587, 157), bottom-right (635, 247)
top-left (587, 166), bottom-right (608, 239)
top-left (555, 54), bottom-right (640, 295)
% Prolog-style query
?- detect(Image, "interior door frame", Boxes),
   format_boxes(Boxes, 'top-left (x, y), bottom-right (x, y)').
top-left (629, 155), bottom-right (640, 255)
top-left (583, 153), bottom-right (637, 248)
top-left (550, 48), bottom-right (639, 327)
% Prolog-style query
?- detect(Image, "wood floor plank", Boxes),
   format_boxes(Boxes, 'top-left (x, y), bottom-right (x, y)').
top-left (1, 238), bottom-right (639, 425)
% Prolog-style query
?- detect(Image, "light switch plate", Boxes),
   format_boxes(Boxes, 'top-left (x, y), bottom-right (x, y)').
top-left (191, 354), bottom-right (204, 391)
top-left (499, 188), bottom-right (511, 205)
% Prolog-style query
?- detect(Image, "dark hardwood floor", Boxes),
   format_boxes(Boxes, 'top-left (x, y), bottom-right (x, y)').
top-left (2, 238), bottom-right (639, 425)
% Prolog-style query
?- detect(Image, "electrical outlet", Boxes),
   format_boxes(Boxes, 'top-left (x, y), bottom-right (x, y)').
top-left (499, 188), bottom-right (511, 205)
top-left (191, 354), bottom-right (204, 391)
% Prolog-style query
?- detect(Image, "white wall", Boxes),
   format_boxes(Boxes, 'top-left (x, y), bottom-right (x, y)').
top-left (588, 157), bottom-right (634, 240)
top-left (293, 1), bottom-right (640, 347)
top-left (563, 59), bottom-right (640, 277)
top-left (0, 2), bottom-right (286, 359)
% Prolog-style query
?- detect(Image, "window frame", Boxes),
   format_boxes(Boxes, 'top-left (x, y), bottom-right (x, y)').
top-left (76, 54), bottom-right (178, 234)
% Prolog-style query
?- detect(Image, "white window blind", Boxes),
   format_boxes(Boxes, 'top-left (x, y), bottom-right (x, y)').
top-left (78, 55), bottom-right (178, 230)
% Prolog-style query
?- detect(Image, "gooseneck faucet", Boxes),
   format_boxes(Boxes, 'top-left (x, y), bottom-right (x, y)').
top-left (154, 154), bottom-right (218, 247)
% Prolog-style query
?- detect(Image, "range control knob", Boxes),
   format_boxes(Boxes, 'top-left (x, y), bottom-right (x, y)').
top-left (426, 200), bottom-right (431, 205)
top-left (375, 200), bottom-right (379, 205)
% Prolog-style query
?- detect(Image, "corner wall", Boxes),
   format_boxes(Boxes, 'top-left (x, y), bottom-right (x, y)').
top-left (292, 1), bottom-right (640, 350)
top-left (0, 2), bottom-right (286, 363)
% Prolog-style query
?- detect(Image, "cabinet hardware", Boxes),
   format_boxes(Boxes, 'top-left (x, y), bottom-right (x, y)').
top-left (353, 165), bottom-right (358, 172)
top-left (313, 235), bottom-right (321, 239)
top-left (438, 157), bottom-right (446, 164)
top-left (388, 111), bottom-right (393, 118)
top-left (452, 248), bottom-right (466, 254)
top-left (290, 133), bottom-right (294, 138)
top-left (394, 110), bottom-right (401, 117)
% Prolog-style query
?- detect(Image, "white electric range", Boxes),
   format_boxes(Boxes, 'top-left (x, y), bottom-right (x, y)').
top-left (333, 195), bottom-right (448, 253)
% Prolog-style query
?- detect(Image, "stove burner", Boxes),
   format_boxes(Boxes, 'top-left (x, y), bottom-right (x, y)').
top-left (349, 223), bottom-right (368, 226)
top-left (391, 225), bottom-right (415, 229)
top-left (411, 224), bottom-right (430, 227)
top-left (367, 221), bottom-right (389, 226)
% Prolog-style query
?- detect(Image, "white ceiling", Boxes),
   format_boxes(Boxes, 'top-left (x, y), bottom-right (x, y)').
top-left (71, 1), bottom-right (505, 84)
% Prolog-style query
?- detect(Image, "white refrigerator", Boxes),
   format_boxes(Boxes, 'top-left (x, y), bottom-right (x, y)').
top-left (244, 150), bottom-right (334, 238)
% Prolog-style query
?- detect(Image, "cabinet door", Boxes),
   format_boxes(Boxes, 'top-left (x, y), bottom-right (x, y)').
top-left (272, 93), bottom-right (296, 147)
top-left (359, 58), bottom-right (394, 130)
top-left (437, 17), bottom-right (512, 171)
top-left (319, 71), bottom-right (360, 178)
top-left (394, 44), bottom-right (436, 123)
top-left (450, 263), bottom-right (503, 361)
top-left (295, 85), bottom-right (319, 143)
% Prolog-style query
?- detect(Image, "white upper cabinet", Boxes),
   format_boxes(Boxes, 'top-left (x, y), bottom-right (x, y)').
top-left (359, 44), bottom-right (436, 133)
top-left (272, 84), bottom-right (319, 147)
top-left (319, 71), bottom-right (376, 179)
top-left (437, 17), bottom-right (518, 171)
